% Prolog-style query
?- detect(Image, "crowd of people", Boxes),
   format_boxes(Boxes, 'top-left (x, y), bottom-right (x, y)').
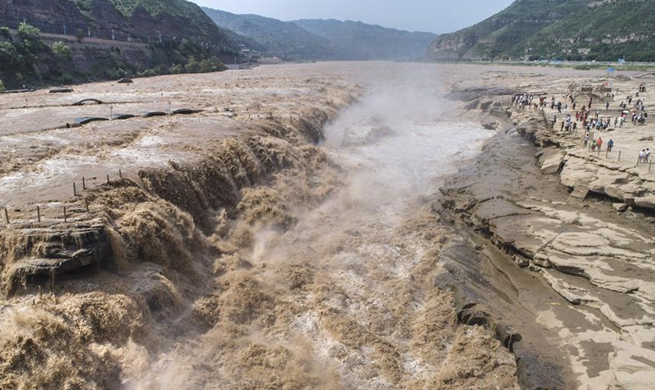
top-left (512, 84), bottom-right (650, 165)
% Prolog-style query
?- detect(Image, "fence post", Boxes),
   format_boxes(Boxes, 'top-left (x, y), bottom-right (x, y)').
top-left (618, 151), bottom-right (622, 162)
top-left (650, 161), bottom-right (652, 173)
top-left (73, 182), bottom-right (77, 196)
top-left (106, 174), bottom-right (110, 184)
top-left (82, 176), bottom-right (86, 190)
top-left (63, 206), bottom-right (67, 222)
top-left (36, 206), bottom-right (41, 223)
top-left (84, 198), bottom-right (89, 212)
top-left (4, 207), bottom-right (9, 224)
top-left (119, 169), bottom-right (122, 179)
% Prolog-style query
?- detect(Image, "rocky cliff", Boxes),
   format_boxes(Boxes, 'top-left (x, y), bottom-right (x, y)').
top-left (0, 0), bottom-right (233, 48)
top-left (429, 0), bottom-right (655, 61)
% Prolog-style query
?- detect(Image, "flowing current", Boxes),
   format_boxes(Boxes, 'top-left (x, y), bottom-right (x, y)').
top-left (127, 73), bottom-right (516, 389)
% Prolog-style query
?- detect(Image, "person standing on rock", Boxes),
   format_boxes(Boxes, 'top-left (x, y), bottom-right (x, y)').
top-left (639, 149), bottom-right (645, 164)
top-left (646, 148), bottom-right (651, 163)
top-left (597, 137), bottom-right (603, 150)
top-left (608, 138), bottom-right (614, 152)
top-left (606, 101), bottom-right (610, 110)
top-left (584, 133), bottom-right (589, 147)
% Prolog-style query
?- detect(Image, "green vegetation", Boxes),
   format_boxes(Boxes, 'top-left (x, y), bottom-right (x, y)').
top-left (0, 80), bottom-right (5, 92)
top-left (51, 41), bottom-right (72, 59)
top-left (70, 0), bottom-right (211, 19)
top-left (432, 0), bottom-right (655, 62)
top-left (0, 22), bottom-right (229, 89)
top-left (0, 23), bottom-right (48, 88)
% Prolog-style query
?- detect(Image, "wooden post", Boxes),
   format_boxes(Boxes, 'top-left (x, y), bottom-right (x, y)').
top-left (618, 151), bottom-right (622, 162)
top-left (119, 169), bottom-right (122, 179)
top-left (650, 161), bottom-right (652, 173)
top-left (82, 176), bottom-right (86, 190)
top-left (84, 198), bottom-right (89, 212)
top-left (106, 174), bottom-right (110, 184)
top-left (4, 207), bottom-right (9, 224)
top-left (36, 206), bottom-right (41, 223)
top-left (73, 182), bottom-right (77, 196)
top-left (606, 149), bottom-right (609, 158)
top-left (63, 206), bottom-right (67, 222)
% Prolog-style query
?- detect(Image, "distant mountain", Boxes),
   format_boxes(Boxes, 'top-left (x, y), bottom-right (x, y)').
top-left (202, 7), bottom-right (438, 61)
top-left (430, 0), bottom-right (655, 62)
top-left (202, 7), bottom-right (337, 60)
top-left (293, 19), bottom-right (437, 60)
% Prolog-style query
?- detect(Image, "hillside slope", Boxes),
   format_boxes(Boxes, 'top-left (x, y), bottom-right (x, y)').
top-left (202, 7), bottom-right (437, 61)
top-left (0, 0), bottom-right (235, 48)
top-left (293, 19), bottom-right (437, 60)
top-left (202, 7), bottom-right (337, 60)
top-left (0, 0), bottom-right (255, 87)
top-left (430, 0), bottom-right (655, 61)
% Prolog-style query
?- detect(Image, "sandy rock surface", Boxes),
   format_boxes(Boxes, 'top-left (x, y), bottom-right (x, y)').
top-left (441, 66), bottom-right (655, 389)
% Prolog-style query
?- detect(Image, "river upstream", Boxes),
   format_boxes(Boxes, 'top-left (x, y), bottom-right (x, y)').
top-left (2, 62), bottom-right (653, 389)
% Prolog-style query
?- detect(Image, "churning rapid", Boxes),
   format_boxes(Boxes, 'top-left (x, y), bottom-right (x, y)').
top-left (0, 64), bottom-right (518, 390)
top-left (127, 70), bottom-right (516, 389)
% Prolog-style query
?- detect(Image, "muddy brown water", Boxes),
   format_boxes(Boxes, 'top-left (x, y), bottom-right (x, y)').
top-left (0, 63), bottom-right (612, 389)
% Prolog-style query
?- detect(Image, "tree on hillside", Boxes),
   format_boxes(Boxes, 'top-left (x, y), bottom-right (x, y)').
top-left (52, 41), bottom-right (72, 59)
top-left (0, 27), bottom-right (11, 41)
top-left (0, 42), bottom-right (20, 71)
top-left (17, 23), bottom-right (40, 40)
top-left (75, 29), bottom-right (85, 43)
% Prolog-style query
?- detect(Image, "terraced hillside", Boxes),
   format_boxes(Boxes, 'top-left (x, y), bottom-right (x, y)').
top-left (430, 0), bottom-right (655, 61)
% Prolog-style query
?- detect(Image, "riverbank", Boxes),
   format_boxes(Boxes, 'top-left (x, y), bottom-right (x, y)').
top-left (438, 68), bottom-right (655, 389)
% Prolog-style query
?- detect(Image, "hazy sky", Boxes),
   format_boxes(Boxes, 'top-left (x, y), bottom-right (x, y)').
top-left (191, 0), bottom-right (515, 34)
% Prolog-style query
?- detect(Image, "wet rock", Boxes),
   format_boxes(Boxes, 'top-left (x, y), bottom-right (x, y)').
top-left (613, 203), bottom-right (628, 212)
top-left (464, 99), bottom-right (480, 110)
top-left (540, 149), bottom-right (565, 175)
top-left (482, 121), bottom-right (500, 130)
top-left (513, 255), bottom-right (529, 268)
top-left (634, 196), bottom-right (655, 210)
top-left (533, 253), bottom-right (551, 268)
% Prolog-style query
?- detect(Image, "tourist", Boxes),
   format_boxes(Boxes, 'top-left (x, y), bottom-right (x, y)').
top-left (607, 138), bottom-right (614, 152)
top-left (647, 148), bottom-right (651, 163)
top-left (597, 137), bottom-right (603, 150)
top-left (639, 149), bottom-right (645, 164)
top-left (606, 101), bottom-right (610, 110)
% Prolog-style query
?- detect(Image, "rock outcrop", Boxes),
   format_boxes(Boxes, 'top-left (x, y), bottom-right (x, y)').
top-left (439, 77), bottom-right (655, 388)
